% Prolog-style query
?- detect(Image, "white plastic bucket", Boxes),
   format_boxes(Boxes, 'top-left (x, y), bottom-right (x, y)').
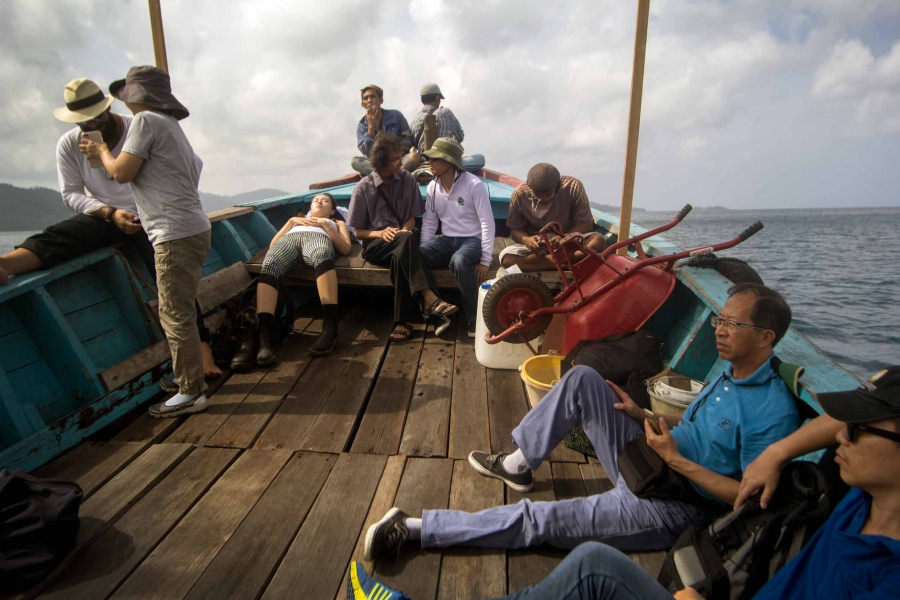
top-left (647, 375), bottom-right (704, 415)
top-left (475, 277), bottom-right (540, 370)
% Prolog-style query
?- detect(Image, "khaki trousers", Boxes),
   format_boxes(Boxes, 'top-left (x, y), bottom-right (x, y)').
top-left (154, 229), bottom-right (211, 395)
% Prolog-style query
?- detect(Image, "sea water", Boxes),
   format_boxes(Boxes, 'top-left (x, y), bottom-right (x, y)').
top-left (632, 207), bottom-right (900, 379)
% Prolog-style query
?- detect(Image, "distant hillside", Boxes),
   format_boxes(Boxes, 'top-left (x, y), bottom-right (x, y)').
top-left (0, 183), bottom-right (289, 231)
top-left (591, 202), bottom-right (645, 215)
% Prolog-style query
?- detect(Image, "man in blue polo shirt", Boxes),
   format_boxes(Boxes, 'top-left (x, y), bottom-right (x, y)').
top-left (364, 283), bottom-right (802, 559)
top-left (351, 84), bottom-right (416, 176)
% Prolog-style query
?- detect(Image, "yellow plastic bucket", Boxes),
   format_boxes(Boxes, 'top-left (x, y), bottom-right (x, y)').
top-left (520, 354), bottom-right (564, 408)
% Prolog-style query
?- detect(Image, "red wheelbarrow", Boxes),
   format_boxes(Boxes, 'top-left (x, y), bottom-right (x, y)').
top-left (482, 204), bottom-right (764, 355)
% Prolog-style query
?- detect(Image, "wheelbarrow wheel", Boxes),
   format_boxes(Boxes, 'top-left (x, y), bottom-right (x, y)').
top-left (483, 273), bottom-right (554, 343)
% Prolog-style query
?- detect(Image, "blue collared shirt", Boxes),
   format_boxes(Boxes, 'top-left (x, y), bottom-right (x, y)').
top-left (356, 109), bottom-right (413, 157)
top-left (756, 488), bottom-right (900, 598)
top-left (670, 358), bottom-right (800, 500)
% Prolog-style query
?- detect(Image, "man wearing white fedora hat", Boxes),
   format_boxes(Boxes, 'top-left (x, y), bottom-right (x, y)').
top-left (0, 77), bottom-right (221, 380)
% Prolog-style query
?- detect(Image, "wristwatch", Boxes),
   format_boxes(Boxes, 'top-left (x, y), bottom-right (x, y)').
top-left (105, 207), bottom-right (116, 222)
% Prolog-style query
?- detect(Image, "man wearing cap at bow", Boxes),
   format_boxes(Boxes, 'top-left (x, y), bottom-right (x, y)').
top-left (419, 138), bottom-right (494, 337)
top-left (499, 163), bottom-right (606, 272)
top-left (0, 77), bottom-right (221, 380)
top-left (351, 84), bottom-right (416, 176)
top-left (407, 83), bottom-right (465, 166)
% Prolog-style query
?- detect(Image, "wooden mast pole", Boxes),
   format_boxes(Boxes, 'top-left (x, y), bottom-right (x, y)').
top-left (617, 0), bottom-right (650, 253)
top-left (148, 0), bottom-right (169, 73)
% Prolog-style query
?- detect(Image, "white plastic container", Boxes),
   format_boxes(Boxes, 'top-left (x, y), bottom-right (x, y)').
top-left (475, 277), bottom-right (540, 370)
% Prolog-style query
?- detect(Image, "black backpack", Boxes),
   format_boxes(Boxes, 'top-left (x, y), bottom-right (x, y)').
top-left (231, 277), bottom-right (296, 344)
top-left (0, 469), bottom-right (83, 590)
top-left (657, 460), bottom-right (848, 600)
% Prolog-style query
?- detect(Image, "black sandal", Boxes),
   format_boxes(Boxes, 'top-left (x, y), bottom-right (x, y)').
top-left (389, 322), bottom-right (413, 342)
top-left (424, 298), bottom-right (458, 318)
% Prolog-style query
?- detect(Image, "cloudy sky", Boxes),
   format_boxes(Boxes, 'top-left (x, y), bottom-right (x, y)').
top-left (1, 0), bottom-right (899, 210)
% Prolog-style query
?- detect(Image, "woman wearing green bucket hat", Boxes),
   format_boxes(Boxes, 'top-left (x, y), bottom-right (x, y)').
top-left (420, 138), bottom-right (496, 336)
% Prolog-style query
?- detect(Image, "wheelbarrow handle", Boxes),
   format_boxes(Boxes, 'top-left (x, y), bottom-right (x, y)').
top-left (738, 221), bottom-right (764, 241)
top-left (675, 204), bottom-right (693, 221)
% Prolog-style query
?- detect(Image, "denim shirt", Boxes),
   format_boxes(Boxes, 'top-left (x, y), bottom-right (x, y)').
top-left (670, 358), bottom-right (800, 500)
top-left (356, 109), bottom-right (413, 157)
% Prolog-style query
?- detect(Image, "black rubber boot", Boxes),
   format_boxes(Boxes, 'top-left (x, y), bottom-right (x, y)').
top-left (256, 313), bottom-right (276, 367)
top-left (309, 304), bottom-right (338, 356)
top-left (229, 309), bottom-right (258, 372)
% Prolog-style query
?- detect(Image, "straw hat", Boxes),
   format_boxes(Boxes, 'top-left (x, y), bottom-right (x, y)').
top-left (53, 78), bottom-right (115, 123)
top-left (423, 137), bottom-right (465, 171)
top-left (109, 66), bottom-right (190, 121)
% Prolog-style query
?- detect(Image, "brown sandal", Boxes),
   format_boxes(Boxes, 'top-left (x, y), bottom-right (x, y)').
top-left (389, 322), bottom-right (413, 342)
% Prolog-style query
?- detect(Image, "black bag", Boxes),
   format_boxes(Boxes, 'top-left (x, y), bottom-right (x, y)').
top-left (0, 469), bottom-right (83, 590)
top-left (657, 460), bottom-right (848, 600)
top-left (617, 433), bottom-right (688, 501)
top-left (562, 331), bottom-right (663, 385)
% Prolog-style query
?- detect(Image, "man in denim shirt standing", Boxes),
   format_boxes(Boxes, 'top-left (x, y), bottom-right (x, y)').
top-left (351, 85), bottom-right (415, 176)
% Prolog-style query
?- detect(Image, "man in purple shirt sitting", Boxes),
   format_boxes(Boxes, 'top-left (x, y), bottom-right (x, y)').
top-left (351, 85), bottom-right (417, 176)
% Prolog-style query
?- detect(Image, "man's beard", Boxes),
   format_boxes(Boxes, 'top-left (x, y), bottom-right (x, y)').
top-left (100, 115), bottom-right (118, 145)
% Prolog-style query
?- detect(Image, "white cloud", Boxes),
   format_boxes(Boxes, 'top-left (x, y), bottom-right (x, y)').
top-left (0, 0), bottom-right (899, 210)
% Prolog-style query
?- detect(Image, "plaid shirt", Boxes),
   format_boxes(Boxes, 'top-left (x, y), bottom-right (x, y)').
top-left (410, 106), bottom-right (465, 153)
top-left (347, 169), bottom-right (425, 231)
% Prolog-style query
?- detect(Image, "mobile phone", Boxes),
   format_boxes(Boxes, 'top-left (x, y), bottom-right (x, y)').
top-left (643, 409), bottom-right (662, 434)
top-left (82, 131), bottom-right (104, 169)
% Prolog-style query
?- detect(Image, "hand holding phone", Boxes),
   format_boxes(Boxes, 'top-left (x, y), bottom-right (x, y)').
top-left (643, 409), bottom-right (662, 435)
top-left (82, 131), bottom-right (104, 169)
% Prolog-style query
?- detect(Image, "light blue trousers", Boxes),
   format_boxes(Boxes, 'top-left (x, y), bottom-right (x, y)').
top-left (421, 366), bottom-right (708, 552)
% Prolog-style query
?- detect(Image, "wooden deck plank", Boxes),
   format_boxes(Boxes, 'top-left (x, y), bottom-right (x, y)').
top-left (110, 372), bottom-right (233, 445)
top-left (399, 329), bottom-right (454, 457)
top-left (262, 453), bottom-right (388, 600)
top-left (204, 318), bottom-right (317, 448)
top-left (350, 330), bottom-right (425, 454)
top-left (15, 444), bottom-right (194, 600)
top-left (185, 452), bottom-right (337, 600)
top-left (165, 335), bottom-right (299, 446)
top-left (448, 319), bottom-right (490, 458)
top-left (110, 449), bottom-right (293, 600)
top-left (486, 369), bottom-right (530, 454)
top-left (437, 460), bottom-right (506, 600)
top-left (551, 462), bottom-right (588, 500)
top-left (374, 458), bottom-right (454, 600)
top-left (254, 309), bottom-right (373, 451)
top-left (580, 462), bottom-right (615, 495)
top-left (506, 462), bottom-right (568, 593)
top-left (298, 314), bottom-right (394, 453)
top-left (33, 441), bottom-right (149, 500)
top-left (37, 448), bottom-right (238, 600)
top-left (341, 455), bottom-right (407, 585)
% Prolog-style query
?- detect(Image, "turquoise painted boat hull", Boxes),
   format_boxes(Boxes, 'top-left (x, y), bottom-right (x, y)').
top-left (0, 172), bottom-right (858, 471)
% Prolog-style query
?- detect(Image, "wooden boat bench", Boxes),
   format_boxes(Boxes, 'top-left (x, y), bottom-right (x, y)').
top-left (243, 236), bottom-right (566, 289)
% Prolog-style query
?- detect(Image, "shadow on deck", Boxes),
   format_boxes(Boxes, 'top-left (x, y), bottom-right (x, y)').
top-left (11, 292), bottom-right (665, 600)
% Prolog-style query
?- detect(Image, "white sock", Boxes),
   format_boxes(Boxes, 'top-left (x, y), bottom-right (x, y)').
top-left (164, 392), bottom-right (201, 407)
top-left (405, 517), bottom-right (422, 540)
top-left (502, 449), bottom-right (529, 473)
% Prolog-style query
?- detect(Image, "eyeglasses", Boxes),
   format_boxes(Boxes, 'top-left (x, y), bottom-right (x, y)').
top-left (389, 156), bottom-right (403, 165)
top-left (846, 422), bottom-right (900, 444)
top-left (710, 315), bottom-right (766, 333)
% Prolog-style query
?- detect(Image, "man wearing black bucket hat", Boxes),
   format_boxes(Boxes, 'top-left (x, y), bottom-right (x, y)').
top-left (80, 66), bottom-right (211, 418)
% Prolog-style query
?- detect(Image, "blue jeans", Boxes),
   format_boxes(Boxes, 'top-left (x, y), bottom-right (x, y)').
top-left (421, 366), bottom-right (708, 552)
top-left (495, 542), bottom-right (673, 600)
top-left (420, 235), bottom-right (482, 323)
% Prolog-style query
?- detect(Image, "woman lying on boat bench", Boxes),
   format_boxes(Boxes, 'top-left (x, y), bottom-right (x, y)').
top-left (234, 193), bottom-right (351, 366)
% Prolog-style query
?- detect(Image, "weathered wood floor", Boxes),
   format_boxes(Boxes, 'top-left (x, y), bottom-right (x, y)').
top-left (15, 297), bottom-right (665, 600)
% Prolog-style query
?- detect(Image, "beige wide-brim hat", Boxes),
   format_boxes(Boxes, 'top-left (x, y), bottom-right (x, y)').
top-left (53, 78), bottom-right (115, 123)
top-left (424, 137), bottom-right (465, 171)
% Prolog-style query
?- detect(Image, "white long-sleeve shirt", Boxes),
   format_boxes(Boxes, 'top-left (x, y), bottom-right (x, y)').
top-left (421, 171), bottom-right (495, 266)
top-left (55, 115), bottom-right (139, 215)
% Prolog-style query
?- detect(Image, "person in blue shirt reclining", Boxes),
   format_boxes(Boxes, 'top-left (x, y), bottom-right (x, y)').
top-left (364, 283), bottom-right (801, 559)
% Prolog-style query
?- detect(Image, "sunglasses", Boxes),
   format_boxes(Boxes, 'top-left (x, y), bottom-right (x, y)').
top-left (846, 422), bottom-right (900, 444)
top-left (76, 112), bottom-right (109, 130)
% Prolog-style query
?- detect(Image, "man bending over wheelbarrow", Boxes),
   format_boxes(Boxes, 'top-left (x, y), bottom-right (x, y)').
top-left (365, 283), bottom-right (802, 559)
top-left (499, 163), bottom-right (606, 272)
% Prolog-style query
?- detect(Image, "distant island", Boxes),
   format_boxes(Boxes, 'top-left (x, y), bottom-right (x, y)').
top-left (0, 183), bottom-right (288, 231)
top-left (591, 203), bottom-right (646, 214)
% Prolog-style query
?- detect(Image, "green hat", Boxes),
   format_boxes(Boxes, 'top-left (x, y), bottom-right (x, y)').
top-left (423, 137), bottom-right (465, 171)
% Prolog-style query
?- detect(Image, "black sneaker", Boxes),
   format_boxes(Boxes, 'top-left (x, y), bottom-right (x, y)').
top-left (467, 451), bottom-right (534, 492)
top-left (364, 507), bottom-right (410, 561)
